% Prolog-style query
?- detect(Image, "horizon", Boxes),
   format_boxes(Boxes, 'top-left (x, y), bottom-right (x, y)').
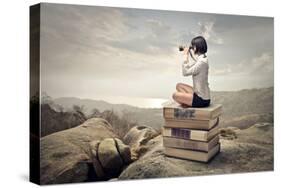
top-left (42, 86), bottom-right (273, 108)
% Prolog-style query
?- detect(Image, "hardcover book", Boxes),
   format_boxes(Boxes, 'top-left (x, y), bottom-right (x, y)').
top-left (164, 143), bottom-right (221, 162)
top-left (165, 117), bottom-right (219, 130)
top-left (163, 135), bottom-right (219, 152)
top-left (163, 125), bottom-right (219, 141)
top-left (163, 101), bottom-right (222, 120)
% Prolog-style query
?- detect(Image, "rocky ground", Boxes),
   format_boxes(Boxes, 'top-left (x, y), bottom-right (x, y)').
top-left (119, 122), bottom-right (273, 179)
top-left (39, 118), bottom-right (273, 184)
top-left (40, 118), bottom-right (131, 184)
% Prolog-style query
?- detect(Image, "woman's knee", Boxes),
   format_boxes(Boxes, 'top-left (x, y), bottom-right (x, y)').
top-left (172, 92), bottom-right (177, 100)
top-left (172, 92), bottom-right (179, 100)
top-left (176, 83), bottom-right (185, 91)
top-left (176, 83), bottom-right (181, 91)
top-left (173, 92), bottom-right (193, 106)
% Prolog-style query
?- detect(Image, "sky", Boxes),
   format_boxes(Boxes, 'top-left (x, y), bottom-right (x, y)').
top-left (40, 3), bottom-right (274, 107)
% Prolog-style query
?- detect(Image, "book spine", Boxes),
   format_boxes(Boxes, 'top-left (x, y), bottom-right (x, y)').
top-left (164, 147), bottom-right (208, 162)
top-left (163, 137), bottom-right (210, 151)
top-left (164, 143), bottom-right (220, 162)
top-left (164, 117), bottom-right (219, 130)
top-left (164, 108), bottom-right (210, 120)
top-left (164, 128), bottom-right (209, 141)
top-left (30, 3), bottom-right (41, 185)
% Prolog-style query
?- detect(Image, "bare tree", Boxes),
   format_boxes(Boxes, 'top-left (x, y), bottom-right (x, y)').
top-left (89, 108), bottom-right (101, 118)
top-left (72, 105), bottom-right (86, 120)
top-left (57, 105), bottom-right (64, 113)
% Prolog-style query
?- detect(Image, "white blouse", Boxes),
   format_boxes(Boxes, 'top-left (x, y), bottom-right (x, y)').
top-left (182, 54), bottom-right (211, 100)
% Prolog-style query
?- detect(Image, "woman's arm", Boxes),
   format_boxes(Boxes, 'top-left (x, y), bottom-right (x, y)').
top-left (182, 60), bottom-right (203, 76)
top-left (182, 48), bottom-right (200, 76)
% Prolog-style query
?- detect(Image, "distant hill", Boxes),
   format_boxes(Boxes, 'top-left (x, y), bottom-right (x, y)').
top-left (211, 87), bottom-right (273, 119)
top-left (211, 87), bottom-right (273, 128)
top-left (52, 97), bottom-right (164, 130)
top-left (53, 97), bottom-right (142, 116)
top-left (50, 87), bottom-right (273, 130)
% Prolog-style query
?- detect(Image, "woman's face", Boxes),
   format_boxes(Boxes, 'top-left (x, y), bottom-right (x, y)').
top-left (190, 45), bottom-right (196, 55)
top-left (193, 46), bottom-right (197, 53)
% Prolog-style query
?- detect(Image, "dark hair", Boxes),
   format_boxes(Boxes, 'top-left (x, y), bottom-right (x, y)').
top-left (191, 36), bottom-right (207, 54)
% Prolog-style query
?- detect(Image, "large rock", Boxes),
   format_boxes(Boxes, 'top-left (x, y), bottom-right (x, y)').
top-left (40, 118), bottom-right (118, 184)
top-left (97, 138), bottom-right (123, 176)
top-left (115, 138), bottom-right (131, 164)
top-left (119, 122), bottom-right (273, 179)
top-left (123, 125), bottom-right (159, 160)
top-left (89, 138), bottom-right (131, 178)
top-left (89, 140), bottom-right (105, 179)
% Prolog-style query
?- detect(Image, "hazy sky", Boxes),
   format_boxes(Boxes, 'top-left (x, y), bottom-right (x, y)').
top-left (40, 3), bottom-right (274, 104)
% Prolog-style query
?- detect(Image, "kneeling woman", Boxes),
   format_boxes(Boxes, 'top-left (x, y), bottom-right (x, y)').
top-left (173, 36), bottom-right (211, 108)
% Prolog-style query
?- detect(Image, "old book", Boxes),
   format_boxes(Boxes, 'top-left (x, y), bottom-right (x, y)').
top-left (165, 117), bottom-right (219, 130)
top-left (164, 143), bottom-right (220, 162)
top-left (163, 135), bottom-right (219, 152)
top-left (162, 101), bottom-right (222, 120)
top-left (162, 124), bottom-right (219, 142)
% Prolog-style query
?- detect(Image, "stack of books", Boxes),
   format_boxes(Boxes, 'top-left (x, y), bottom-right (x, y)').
top-left (162, 101), bottom-right (223, 162)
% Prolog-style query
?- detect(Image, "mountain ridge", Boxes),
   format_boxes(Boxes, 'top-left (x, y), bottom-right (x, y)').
top-left (39, 87), bottom-right (273, 131)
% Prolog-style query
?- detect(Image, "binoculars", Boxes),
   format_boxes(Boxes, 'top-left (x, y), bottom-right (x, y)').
top-left (179, 45), bottom-right (193, 52)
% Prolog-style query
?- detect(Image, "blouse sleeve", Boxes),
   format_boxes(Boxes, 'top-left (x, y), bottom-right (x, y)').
top-left (182, 60), bottom-right (203, 76)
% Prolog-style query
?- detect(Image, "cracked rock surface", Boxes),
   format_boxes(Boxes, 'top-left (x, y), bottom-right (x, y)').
top-left (40, 118), bottom-right (131, 184)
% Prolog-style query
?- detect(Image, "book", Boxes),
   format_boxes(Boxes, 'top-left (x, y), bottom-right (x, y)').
top-left (163, 135), bottom-right (219, 152)
top-left (162, 124), bottom-right (219, 142)
top-left (165, 117), bottom-right (219, 130)
top-left (162, 101), bottom-right (222, 120)
top-left (164, 143), bottom-right (220, 162)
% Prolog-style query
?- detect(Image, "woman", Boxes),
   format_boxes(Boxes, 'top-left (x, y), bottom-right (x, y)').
top-left (172, 36), bottom-right (211, 107)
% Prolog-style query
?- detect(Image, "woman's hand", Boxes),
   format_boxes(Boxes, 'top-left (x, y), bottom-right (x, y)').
top-left (183, 47), bottom-right (189, 60)
top-left (189, 48), bottom-right (195, 58)
top-left (183, 47), bottom-right (189, 55)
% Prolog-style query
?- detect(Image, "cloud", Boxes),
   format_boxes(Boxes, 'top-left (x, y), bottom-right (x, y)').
top-left (210, 52), bottom-right (273, 76)
top-left (249, 52), bottom-right (273, 73)
top-left (39, 4), bottom-right (273, 98)
top-left (146, 19), bottom-right (171, 36)
top-left (40, 5), bottom-right (181, 93)
top-left (178, 21), bottom-right (224, 46)
top-left (211, 65), bottom-right (232, 75)
top-left (41, 3), bottom-right (180, 61)
top-left (197, 21), bottom-right (224, 44)
top-left (108, 18), bottom-right (178, 56)
top-left (41, 4), bottom-right (130, 58)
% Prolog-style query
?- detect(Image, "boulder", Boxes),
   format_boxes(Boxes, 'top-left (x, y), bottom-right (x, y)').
top-left (119, 122), bottom-right (273, 179)
top-left (98, 138), bottom-right (123, 176)
top-left (88, 138), bottom-right (132, 179)
top-left (219, 127), bottom-right (238, 140)
top-left (89, 141), bottom-right (105, 178)
top-left (40, 118), bottom-right (117, 184)
top-left (123, 125), bottom-right (159, 160)
top-left (115, 138), bottom-right (131, 164)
